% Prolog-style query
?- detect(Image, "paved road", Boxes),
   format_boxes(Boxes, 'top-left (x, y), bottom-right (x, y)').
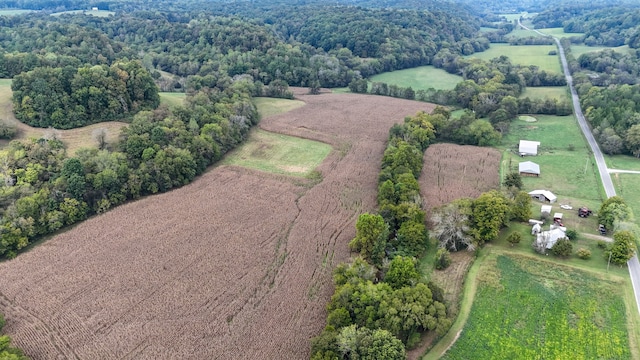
top-left (519, 19), bottom-right (640, 314)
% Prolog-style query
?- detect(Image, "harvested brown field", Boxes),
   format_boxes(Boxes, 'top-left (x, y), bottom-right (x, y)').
top-left (0, 91), bottom-right (434, 359)
top-left (420, 143), bottom-right (502, 214)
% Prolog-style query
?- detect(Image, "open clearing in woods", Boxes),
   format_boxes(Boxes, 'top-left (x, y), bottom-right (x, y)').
top-left (0, 90), bottom-right (434, 359)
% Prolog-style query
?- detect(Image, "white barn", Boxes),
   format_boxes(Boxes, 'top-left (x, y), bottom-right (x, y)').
top-left (529, 190), bottom-right (557, 204)
top-left (519, 161), bottom-right (540, 177)
top-left (519, 140), bottom-right (541, 156)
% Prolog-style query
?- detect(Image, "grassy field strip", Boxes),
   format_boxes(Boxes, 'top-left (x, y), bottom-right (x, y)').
top-left (421, 251), bottom-right (483, 360)
top-left (51, 9), bottom-right (115, 17)
top-left (253, 97), bottom-right (305, 118)
top-left (570, 45), bottom-right (630, 58)
top-left (520, 86), bottom-right (568, 100)
top-left (537, 28), bottom-right (585, 38)
top-left (0, 9), bottom-right (32, 15)
top-left (467, 44), bottom-right (562, 73)
top-left (221, 129), bottom-right (332, 177)
top-left (368, 66), bottom-right (463, 91)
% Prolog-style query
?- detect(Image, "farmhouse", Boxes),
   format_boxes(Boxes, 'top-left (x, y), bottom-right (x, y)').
top-left (529, 190), bottom-right (557, 203)
top-left (519, 140), bottom-right (540, 156)
top-left (536, 227), bottom-right (567, 249)
top-left (519, 161), bottom-right (540, 177)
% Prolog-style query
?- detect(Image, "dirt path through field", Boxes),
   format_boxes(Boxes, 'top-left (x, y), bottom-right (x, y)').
top-left (0, 92), bottom-right (434, 359)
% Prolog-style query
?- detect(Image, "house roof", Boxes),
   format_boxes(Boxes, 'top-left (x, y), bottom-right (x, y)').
top-left (541, 205), bottom-right (552, 213)
top-left (519, 161), bottom-right (540, 174)
top-left (553, 213), bottom-right (563, 219)
top-left (536, 228), bottom-right (567, 249)
top-left (519, 140), bottom-right (541, 155)
top-left (529, 190), bottom-right (557, 202)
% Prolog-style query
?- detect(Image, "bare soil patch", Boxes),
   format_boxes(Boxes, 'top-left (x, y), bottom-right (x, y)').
top-left (0, 92), bottom-right (434, 359)
top-left (419, 143), bottom-right (502, 215)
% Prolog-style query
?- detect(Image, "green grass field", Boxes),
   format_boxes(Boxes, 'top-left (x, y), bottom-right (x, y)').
top-left (506, 27), bottom-right (544, 39)
top-left (159, 92), bottom-right (186, 107)
top-left (468, 44), bottom-right (561, 73)
top-left (611, 173), bottom-right (640, 227)
top-left (570, 45), bottom-right (630, 58)
top-left (253, 97), bottom-right (305, 118)
top-left (222, 129), bottom-right (331, 177)
top-left (605, 154), bottom-right (640, 171)
top-left (0, 79), bottom-right (11, 87)
top-left (51, 9), bottom-right (115, 17)
top-left (537, 27), bottom-right (585, 39)
top-left (0, 9), bottom-right (31, 15)
top-left (441, 254), bottom-right (631, 359)
top-left (368, 66), bottom-right (463, 91)
top-left (501, 115), bottom-right (604, 202)
top-left (520, 86), bottom-right (568, 101)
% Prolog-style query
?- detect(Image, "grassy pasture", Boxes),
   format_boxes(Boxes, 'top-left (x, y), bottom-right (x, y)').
top-left (441, 254), bottom-right (632, 360)
top-left (520, 86), bottom-right (568, 101)
top-left (570, 45), bottom-right (630, 58)
top-left (501, 114), bottom-right (604, 202)
top-left (468, 44), bottom-right (561, 73)
top-left (537, 27), bottom-right (585, 39)
top-left (506, 27), bottom-right (543, 39)
top-left (159, 92), bottom-right (186, 107)
top-left (605, 154), bottom-right (640, 171)
top-left (369, 66), bottom-right (463, 91)
top-left (611, 173), bottom-right (640, 227)
top-left (253, 97), bottom-right (305, 118)
top-left (222, 129), bottom-right (331, 177)
top-left (0, 9), bottom-right (31, 15)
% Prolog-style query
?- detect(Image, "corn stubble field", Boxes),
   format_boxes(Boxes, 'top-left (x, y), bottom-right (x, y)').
top-left (0, 91), bottom-right (434, 359)
top-left (419, 143), bottom-right (502, 214)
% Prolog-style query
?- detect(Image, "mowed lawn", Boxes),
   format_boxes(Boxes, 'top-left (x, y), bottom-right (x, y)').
top-left (501, 114), bottom-right (603, 202)
top-left (520, 86), bottom-right (568, 101)
top-left (468, 44), bottom-right (561, 73)
top-left (369, 66), bottom-right (463, 90)
top-left (441, 254), bottom-right (632, 360)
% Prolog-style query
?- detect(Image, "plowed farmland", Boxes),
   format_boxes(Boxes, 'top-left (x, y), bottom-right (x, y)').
top-left (420, 143), bottom-right (501, 214)
top-left (0, 92), bottom-right (434, 359)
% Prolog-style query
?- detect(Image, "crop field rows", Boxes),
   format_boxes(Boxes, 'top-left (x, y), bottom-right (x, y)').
top-left (442, 254), bottom-right (630, 359)
top-left (0, 90), bottom-right (434, 359)
top-left (419, 143), bottom-right (502, 214)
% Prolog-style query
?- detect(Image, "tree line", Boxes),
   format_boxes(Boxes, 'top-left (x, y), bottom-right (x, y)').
top-left (311, 111), bottom-right (448, 359)
top-left (0, 74), bottom-right (257, 259)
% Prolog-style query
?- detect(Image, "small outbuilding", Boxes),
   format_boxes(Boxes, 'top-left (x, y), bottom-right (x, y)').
top-left (519, 161), bottom-right (540, 177)
top-left (519, 140), bottom-right (541, 156)
top-left (529, 190), bottom-right (557, 204)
